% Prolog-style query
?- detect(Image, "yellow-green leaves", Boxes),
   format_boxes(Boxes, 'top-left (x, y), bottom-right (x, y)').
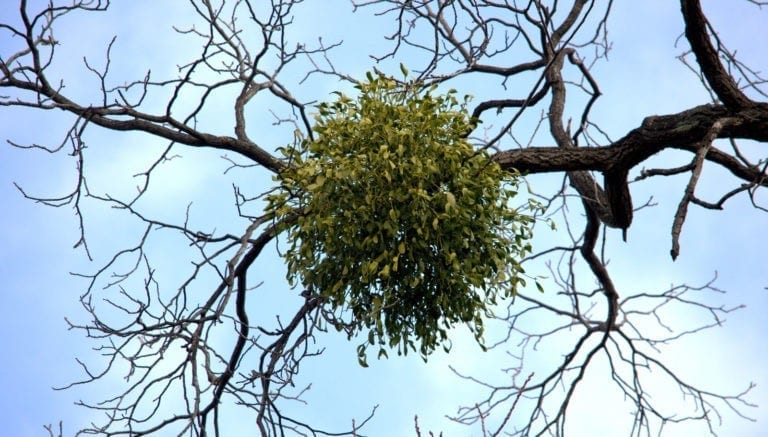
top-left (445, 191), bottom-right (457, 211)
top-left (268, 70), bottom-right (536, 362)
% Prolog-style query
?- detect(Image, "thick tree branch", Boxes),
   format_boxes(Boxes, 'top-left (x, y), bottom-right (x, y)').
top-left (681, 0), bottom-right (754, 110)
top-left (495, 103), bottom-right (768, 231)
top-left (496, 104), bottom-right (768, 172)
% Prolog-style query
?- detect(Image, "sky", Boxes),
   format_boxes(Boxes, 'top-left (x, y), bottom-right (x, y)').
top-left (1, 1), bottom-right (767, 436)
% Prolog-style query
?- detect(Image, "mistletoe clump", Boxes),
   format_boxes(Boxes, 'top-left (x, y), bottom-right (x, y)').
top-left (269, 70), bottom-right (537, 364)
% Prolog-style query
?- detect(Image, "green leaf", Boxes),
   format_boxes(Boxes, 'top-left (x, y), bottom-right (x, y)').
top-left (445, 191), bottom-right (457, 210)
top-left (379, 264), bottom-right (390, 278)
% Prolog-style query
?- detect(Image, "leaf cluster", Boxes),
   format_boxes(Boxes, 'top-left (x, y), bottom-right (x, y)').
top-left (269, 71), bottom-right (537, 363)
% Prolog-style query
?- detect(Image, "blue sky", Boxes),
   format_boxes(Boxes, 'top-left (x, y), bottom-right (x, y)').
top-left (1, 1), bottom-right (767, 436)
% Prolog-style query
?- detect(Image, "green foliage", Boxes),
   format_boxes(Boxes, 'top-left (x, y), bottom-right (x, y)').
top-left (268, 70), bottom-right (538, 364)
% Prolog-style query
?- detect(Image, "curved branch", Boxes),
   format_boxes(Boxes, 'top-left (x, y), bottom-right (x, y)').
top-left (495, 103), bottom-right (768, 229)
top-left (680, 0), bottom-right (754, 110)
top-left (4, 74), bottom-right (285, 171)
